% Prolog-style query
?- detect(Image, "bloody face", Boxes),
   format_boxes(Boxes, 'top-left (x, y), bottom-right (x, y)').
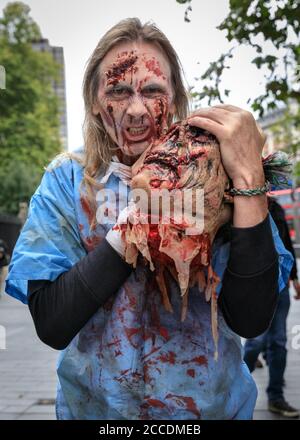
top-left (93, 42), bottom-right (174, 162)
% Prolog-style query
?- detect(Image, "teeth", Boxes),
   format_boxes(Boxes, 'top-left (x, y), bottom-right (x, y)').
top-left (128, 127), bottom-right (147, 135)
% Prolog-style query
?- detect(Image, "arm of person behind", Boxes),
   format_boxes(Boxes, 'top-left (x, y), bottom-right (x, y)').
top-left (218, 214), bottom-right (279, 338)
top-left (269, 198), bottom-right (300, 299)
top-left (28, 233), bottom-right (132, 350)
top-left (280, 210), bottom-right (300, 299)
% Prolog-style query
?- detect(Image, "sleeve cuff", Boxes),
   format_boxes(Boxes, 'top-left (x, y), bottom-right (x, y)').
top-left (105, 227), bottom-right (126, 257)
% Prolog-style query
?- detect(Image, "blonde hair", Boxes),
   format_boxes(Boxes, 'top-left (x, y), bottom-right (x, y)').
top-left (75, 18), bottom-right (189, 230)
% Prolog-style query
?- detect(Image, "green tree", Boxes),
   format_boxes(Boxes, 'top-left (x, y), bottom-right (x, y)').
top-left (177, 0), bottom-right (300, 113)
top-left (176, 0), bottom-right (300, 177)
top-left (0, 2), bottom-right (62, 215)
top-left (0, 160), bottom-right (41, 214)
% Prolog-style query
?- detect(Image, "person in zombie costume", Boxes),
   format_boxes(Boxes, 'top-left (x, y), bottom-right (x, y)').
top-left (5, 19), bottom-right (293, 420)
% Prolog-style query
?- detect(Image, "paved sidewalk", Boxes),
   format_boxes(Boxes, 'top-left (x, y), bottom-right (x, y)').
top-left (0, 267), bottom-right (299, 420)
top-left (0, 268), bottom-right (57, 420)
top-left (252, 284), bottom-right (300, 420)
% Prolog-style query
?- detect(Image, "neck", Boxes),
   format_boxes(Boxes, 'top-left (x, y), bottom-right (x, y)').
top-left (115, 149), bottom-right (140, 166)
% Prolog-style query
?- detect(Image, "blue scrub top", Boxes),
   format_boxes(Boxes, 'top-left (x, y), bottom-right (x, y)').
top-left (5, 154), bottom-right (293, 420)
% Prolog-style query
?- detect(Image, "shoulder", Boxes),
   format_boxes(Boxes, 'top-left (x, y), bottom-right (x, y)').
top-left (37, 151), bottom-right (85, 198)
top-left (45, 150), bottom-right (84, 178)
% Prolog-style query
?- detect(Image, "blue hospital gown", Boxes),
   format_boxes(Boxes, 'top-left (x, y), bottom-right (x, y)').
top-left (5, 154), bottom-right (293, 420)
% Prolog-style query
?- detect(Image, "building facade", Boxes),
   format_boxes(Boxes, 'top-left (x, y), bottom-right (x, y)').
top-left (32, 39), bottom-right (68, 150)
top-left (258, 108), bottom-right (286, 156)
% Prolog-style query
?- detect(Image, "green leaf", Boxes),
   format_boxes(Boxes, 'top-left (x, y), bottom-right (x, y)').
top-left (0, 2), bottom-right (62, 214)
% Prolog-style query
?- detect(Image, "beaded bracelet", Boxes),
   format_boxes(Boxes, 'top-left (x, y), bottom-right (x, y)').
top-left (228, 181), bottom-right (270, 197)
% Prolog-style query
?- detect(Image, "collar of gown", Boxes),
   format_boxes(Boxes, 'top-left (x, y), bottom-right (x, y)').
top-left (99, 155), bottom-right (132, 187)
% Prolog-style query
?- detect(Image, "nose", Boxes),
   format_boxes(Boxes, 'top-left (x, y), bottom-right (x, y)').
top-left (126, 95), bottom-right (147, 121)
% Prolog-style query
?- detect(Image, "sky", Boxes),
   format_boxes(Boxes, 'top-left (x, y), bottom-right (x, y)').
top-left (0, 0), bottom-right (268, 150)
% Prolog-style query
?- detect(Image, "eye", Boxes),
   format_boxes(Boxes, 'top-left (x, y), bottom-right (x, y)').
top-left (106, 86), bottom-right (131, 99)
top-left (142, 85), bottom-right (165, 98)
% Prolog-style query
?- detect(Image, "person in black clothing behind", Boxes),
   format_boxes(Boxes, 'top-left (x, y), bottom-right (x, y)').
top-left (0, 239), bottom-right (10, 298)
top-left (244, 197), bottom-right (300, 418)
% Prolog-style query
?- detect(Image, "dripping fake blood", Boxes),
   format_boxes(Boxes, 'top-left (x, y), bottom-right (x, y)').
top-left (80, 196), bottom-right (94, 225)
top-left (107, 104), bottom-right (118, 141)
top-left (154, 98), bottom-right (165, 138)
top-left (82, 236), bottom-right (102, 253)
top-left (106, 53), bottom-right (138, 86)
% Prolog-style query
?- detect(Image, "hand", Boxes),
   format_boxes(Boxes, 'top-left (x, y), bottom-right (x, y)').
top-left (188, 104), bottom-right (268, 228)
top-left (187, 104), bottom-right (266, 188)
top-left (105, 205), bottom-right (135, 258)
top-left (293, 279), bottom-right (300, 300)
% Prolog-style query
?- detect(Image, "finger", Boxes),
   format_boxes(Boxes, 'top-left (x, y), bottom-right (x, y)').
top-left (187, 116), bottom-right (226, 140)
top-left (213, 104), bottom-right (242, 112)
top-left (214, 105), bottom-right (266, 146)
top-left (188, 109), bottom-right (227, 125)
top-left (256, 122), bottom-right (267, 146)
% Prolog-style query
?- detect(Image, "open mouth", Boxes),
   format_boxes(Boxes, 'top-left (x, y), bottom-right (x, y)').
top-left (125, 126), bottom-right (151, 142)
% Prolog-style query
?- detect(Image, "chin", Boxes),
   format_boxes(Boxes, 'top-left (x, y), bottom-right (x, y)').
top-left (123, 140), bottom-right (151, 157)
top-left (133, 140), bottom-right (151, 155)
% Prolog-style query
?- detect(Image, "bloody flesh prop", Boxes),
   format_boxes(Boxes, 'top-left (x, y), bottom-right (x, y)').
top-left (116, 121), bottom-right (232, 358)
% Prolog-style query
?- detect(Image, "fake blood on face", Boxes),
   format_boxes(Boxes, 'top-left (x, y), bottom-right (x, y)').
top-left (153, 97), bottom-right (168, 138)
top-left (145, 58), bottom-right (164, 78)
top-left (107, 104), bottom-right (118, 141)
top-left (97, 43), bottom-right (174, 159)
top-left (106, 52), bottom-right (138, 86)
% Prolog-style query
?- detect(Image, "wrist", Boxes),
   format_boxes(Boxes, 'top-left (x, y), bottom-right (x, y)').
top-left (231, 162), bottom-right (266, 189)
top-left (232, 168), bottom-right (265, 189)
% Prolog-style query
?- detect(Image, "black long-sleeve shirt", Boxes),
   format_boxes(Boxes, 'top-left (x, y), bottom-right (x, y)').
top-left (28, 215), bottom-right (279, 350)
